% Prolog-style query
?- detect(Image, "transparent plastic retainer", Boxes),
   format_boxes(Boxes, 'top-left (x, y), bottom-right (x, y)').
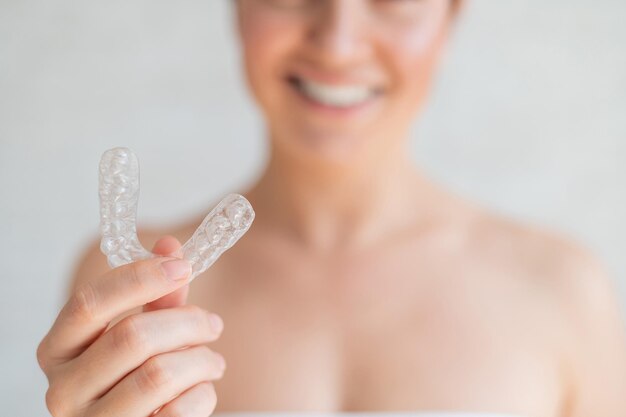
top-left (98, 147), bottom-right (255, 281)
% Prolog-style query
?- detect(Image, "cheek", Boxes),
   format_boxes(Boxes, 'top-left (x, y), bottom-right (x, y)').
top-left (238, 10), bottom-right (302, 107)
top-left (379, 10), bottom-right (451, 112)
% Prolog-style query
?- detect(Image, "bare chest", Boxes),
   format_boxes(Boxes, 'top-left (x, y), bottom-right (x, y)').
top-left (187, 244), bottom-right (564, 417)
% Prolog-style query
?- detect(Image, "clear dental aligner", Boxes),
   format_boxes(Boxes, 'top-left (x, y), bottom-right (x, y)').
top-left (98, 147), bottom-right (255, 280)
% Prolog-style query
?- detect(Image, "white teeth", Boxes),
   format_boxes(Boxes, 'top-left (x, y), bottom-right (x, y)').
top-left (297, 79), bottom-right (375, 108)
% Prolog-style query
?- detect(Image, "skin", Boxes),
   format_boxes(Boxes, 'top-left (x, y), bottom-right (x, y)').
top-left (38, 1), bottom-right (626, 416)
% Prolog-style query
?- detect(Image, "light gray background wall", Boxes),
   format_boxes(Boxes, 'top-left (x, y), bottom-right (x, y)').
top-left (1, 0), bottom-right (625, 415)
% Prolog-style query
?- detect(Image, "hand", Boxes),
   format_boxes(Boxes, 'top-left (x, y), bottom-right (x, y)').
top-left (37, 236), bottom-right (226, 417)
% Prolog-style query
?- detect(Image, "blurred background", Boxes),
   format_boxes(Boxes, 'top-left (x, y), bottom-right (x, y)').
top-left (1, 0), bottom-right (625, 415)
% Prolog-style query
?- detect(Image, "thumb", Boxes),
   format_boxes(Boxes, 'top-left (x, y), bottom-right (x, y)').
top-left (143, 235), bottom-right (190, 312)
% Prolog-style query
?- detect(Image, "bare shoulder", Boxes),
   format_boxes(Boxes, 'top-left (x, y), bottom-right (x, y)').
top-left (468, 209), bottom-right (626, 415)
top-left (466, 208), bottom-right (606, 284)
top-left (468, 209), bottom-right (622, 318)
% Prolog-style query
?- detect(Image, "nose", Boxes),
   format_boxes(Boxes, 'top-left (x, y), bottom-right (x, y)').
top-left (307, 0), bottom-right (371, 67)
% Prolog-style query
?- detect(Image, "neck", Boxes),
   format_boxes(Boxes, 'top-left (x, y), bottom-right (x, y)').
top-left (246, 135), bottom-right (435, 253)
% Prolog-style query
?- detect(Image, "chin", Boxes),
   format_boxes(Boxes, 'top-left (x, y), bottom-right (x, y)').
top-left (275, 125), bottom-right (377, 168)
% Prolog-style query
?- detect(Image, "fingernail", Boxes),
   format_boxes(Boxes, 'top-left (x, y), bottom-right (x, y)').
top-left (161, 259), bottom-right (191, 281)
top-left (209, 314), bottom-right (224, 333)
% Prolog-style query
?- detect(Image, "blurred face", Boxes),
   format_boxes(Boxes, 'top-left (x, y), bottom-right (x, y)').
top-left (236, 0), bottom-right (458, 165)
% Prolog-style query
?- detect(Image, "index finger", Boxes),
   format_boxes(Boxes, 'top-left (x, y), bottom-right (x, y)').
top-left (40, 256), bottom-right (191, 366)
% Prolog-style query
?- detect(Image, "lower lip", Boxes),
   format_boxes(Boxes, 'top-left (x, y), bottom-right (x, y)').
top-left (288, 81), bottom-right (381, 117)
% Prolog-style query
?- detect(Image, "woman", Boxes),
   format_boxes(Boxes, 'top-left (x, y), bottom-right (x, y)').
top-left (37, 1), bottom-right (626, 416)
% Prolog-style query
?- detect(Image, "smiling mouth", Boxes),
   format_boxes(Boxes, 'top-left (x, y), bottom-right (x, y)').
top-left (287, 75), bottom-right (383, 109)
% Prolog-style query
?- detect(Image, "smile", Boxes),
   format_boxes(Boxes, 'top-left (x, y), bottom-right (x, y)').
top-left (288, 76), bottom-right (382, 109)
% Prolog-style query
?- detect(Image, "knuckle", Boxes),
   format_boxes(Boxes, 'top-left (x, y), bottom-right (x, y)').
top-left (123, 258), bottom-right (169, 292)
top-left (65, 283), bottom-right (99, 323)
top-left (111, 315), bottom-right (149, 354)
top-left (136, 355), bottom-right (172, 394)
top-left (183, 305), bottom-right (222, 339)
top-left (185, 305), bottom-right (212, 331)
top-left (123, 261), bottom-right (150, 292)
